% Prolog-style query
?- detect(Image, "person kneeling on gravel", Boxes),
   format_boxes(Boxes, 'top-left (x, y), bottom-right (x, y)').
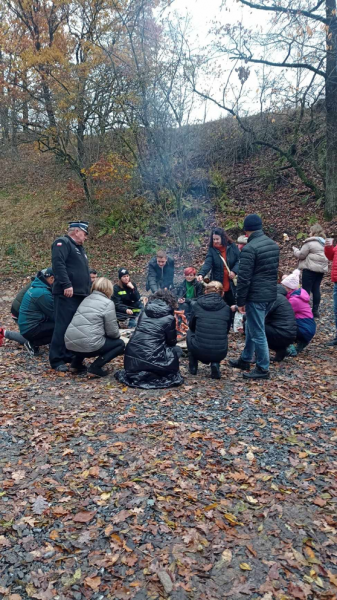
top-left (187, 281), bottom-right (231, 379)
top-left (65, 277), bottom-right (125, 378)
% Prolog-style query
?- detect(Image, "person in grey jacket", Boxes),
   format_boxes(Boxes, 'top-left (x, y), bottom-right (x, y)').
top-left (65, 277), bottom-right (125, 377)
top-left (292, 223), bottom-right (328, 318)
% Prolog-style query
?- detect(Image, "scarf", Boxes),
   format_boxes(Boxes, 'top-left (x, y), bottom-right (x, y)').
top-left (216, 245), bottom-right (230, 292)
top-left (185, 280), bottom-right (196, 299)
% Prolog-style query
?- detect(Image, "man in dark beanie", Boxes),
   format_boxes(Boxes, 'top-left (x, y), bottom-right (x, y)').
top-left (49, 221), bottom-right (91, 372)
top-left (229, 213), bottom-right (279, 379)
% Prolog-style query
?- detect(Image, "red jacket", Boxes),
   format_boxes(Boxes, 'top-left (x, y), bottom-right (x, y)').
top-left (325, 245), bottom-right (337, 282)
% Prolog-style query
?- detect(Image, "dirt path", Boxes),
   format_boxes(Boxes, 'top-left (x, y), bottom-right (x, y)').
top-left (0, 285), bottom-right (337, 600)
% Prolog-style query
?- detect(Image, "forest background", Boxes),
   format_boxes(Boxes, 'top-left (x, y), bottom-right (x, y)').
top-left (1, 0), bottom-right (337, 276)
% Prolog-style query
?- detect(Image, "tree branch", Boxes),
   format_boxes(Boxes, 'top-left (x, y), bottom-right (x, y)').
top-left (238, 0), bottom-right (328, 24)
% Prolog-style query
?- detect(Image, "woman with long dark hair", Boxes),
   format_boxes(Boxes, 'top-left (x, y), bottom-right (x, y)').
top-left (197, 227), bottom-right (240, 307)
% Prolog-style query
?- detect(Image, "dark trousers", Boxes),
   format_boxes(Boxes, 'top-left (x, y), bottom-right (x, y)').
top-left (302, 269), bottom-right (324, 311)
top-left (24, 322), bottom-right (54, 346)
top-left (72, 337), bottom-right (125, 368)
top-left (49, 295), bottom-right (83, 368)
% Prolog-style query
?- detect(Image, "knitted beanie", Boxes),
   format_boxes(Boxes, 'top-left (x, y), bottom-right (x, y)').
top-left (281, 269), bottom-right (300, 290)
top-left (243, 214), bottom-right (262, 231)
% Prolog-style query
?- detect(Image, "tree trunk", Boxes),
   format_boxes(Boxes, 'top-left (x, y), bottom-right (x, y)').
top-left (325, 0), bottom-right (337, 219)
top-left (22, 71), bottom-right (29, 134)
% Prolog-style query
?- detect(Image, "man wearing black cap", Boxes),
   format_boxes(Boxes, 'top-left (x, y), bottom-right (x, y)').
top-left (113, 268), bottom-right (142, 327)
top-left (229, 213), bottom-right (279, 380)
top-left (49, 221), bottom-right (91, 372)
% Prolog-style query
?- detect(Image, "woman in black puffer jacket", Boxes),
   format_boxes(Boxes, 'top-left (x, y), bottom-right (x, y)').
top-left (187, 281), bottom-right (231, 379)
top-left (197, 227), bottom-right (240, 307)
top-left (115, 290), bottom-right (183, 389)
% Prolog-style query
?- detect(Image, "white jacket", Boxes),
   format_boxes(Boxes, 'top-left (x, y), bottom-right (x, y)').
top-left (293, 237), bottom-right (329, 273)
top-left (65, 291), bottom-right (119, 353)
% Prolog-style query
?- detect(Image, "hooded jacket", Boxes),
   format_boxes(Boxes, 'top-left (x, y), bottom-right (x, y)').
top-left (198, 243), bottom-right (240, 283)
top-left (265, 286), bottom-right (297, 349)
top-left (65, 291), bottom-right (120, 353)
top-left (52, 235), bottom-right (91, 296)
top-left (325, 244), bottom-right (337, 282)
top-left (287, 288), bottom-right (316, 343)
top-left (293, 237), bottom-right (328, 273)
top-left (146, 257), bottom-right (175, 292)
top-left (287, 288), bottom-right (313, 319)
top-left (236, 230), bottom-right (279, 306)
top-left (124, 299), bottom-right (178, 374)
top-left (188, 293), bottom-right (231, 363)
top-left (18, 274), bottom-right (54, 335)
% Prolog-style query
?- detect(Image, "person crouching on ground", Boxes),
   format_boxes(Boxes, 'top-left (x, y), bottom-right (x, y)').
top-left (176, 267), bottom-right (203, 322)
top-left (265, 284), bottom-right (297, 362)
top-left (113, 268), bottom-right (143, 328)
top-left (17, 268), bottom-right (55, 352)
top-left (115, 289), bottom-right (183, 389)
top-left (65, 277), bottom-right (125, 378)
top-left (187, 281), bottom-right (231, 379)
top-left (281, 269), bottom-right (316, 354)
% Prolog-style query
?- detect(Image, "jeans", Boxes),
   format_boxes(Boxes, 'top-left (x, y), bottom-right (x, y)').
top-left (241, 301), bottom-right (274, 371)
top-left (302, 269), bottom-right (324, 311)
top-left (334, 283), bottom-right (337, 333)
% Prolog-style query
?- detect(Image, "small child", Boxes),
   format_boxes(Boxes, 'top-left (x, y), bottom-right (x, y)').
top-left (281, 269), bottom-right (316, 354)
top-left (237, 235), bottom-right (248, 251)
top-left (176, 267), bottom-right (203, 321)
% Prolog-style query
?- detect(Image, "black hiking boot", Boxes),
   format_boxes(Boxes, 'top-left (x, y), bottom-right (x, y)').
top-left (55, 363), bottom-right (68, 373)
top-left (69, 358), bottom-right (87, 374)
top-left (188, 353), bottom-right (198, 375)
top-left (88, 364), bottom-right (109, 378)
top-left (229, 357), bottom-right (250, 371)
top-left (271, 348), bottom-right (287, 362)
top-left (243, 366), bottom-right (270, 380)
top-left (327, 337), bottom-right (337, 346)
top-left (211, 363), bottom-right (221, 379)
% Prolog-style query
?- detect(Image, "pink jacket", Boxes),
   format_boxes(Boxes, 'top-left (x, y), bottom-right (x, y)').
top-left (287, 288), bottom-right (313, 319)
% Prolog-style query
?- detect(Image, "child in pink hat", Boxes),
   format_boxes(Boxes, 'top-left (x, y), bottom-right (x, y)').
top-left (281, 269), bottom-right (316, 354)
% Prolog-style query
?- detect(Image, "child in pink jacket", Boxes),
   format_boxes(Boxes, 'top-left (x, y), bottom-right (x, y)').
top-left (281, 269), bottom-right (316, 353)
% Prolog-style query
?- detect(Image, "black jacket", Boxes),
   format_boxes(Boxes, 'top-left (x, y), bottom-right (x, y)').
top-left (52, 235), bottom-right (91, 296)
top-left (146, 257), bottom-right (175, 292)
top-left (265, 286), bottom-right (297, 350)
top-left (124, 300), bottom-right (179, 375)
top-left (176, 279), bottom-right (204, 303)
top-left (236, 230), bottom-right (279, 306)
top-left (113, 282), bottom-right (141, 314)
top-left (198, 243), bottom-right (240, 283)
top-left (188, 293), bottom-right (231, 363)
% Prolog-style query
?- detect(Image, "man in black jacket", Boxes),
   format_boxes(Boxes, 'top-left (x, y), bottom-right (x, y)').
top-left (146, 250), bottom-right (174, 293)
top-left (49, 221), bottom-right (91, 372)
top-left (265, 285), bottom-right (297, 361)
top-left (230, 214), bottom-right (279, 379)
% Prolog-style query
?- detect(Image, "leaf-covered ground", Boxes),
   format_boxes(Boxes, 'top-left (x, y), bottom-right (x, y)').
top-left (1, 281), bottom-right (337, 600)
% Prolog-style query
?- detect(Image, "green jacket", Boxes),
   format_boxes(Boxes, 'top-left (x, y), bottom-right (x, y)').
top-left (18, 276), bottom-right (54, 335)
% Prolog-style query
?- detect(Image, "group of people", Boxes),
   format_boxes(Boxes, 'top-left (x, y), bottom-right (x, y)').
top-left (1, 215), bottom-right (336, 387)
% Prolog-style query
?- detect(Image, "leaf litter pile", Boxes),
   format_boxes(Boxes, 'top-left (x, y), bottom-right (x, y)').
top-left (0, 287), bottom-right (337, 600)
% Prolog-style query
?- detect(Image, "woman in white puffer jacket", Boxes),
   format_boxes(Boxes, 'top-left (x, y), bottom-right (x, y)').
top-left (65, 277), bottom-right (125, 377)
top-left (292, 223), bottom-right (328, 318)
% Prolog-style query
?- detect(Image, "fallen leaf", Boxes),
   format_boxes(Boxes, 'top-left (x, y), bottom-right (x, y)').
top-left (73, 511), bottom-right (96, 523)
top-left (84, 575), bottom-right (101, 590)
top-left (240, 562), bottom-right (252, 571)
top-left (32, 495), bottom-right (49, 515)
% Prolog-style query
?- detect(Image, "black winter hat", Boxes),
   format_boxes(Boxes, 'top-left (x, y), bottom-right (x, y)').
top-left (243, 214), bottom-right (262, 231)
top-left (119, 268), bottom-right (129, 278)
top-left (42, 267), bottom-right (54, 278)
